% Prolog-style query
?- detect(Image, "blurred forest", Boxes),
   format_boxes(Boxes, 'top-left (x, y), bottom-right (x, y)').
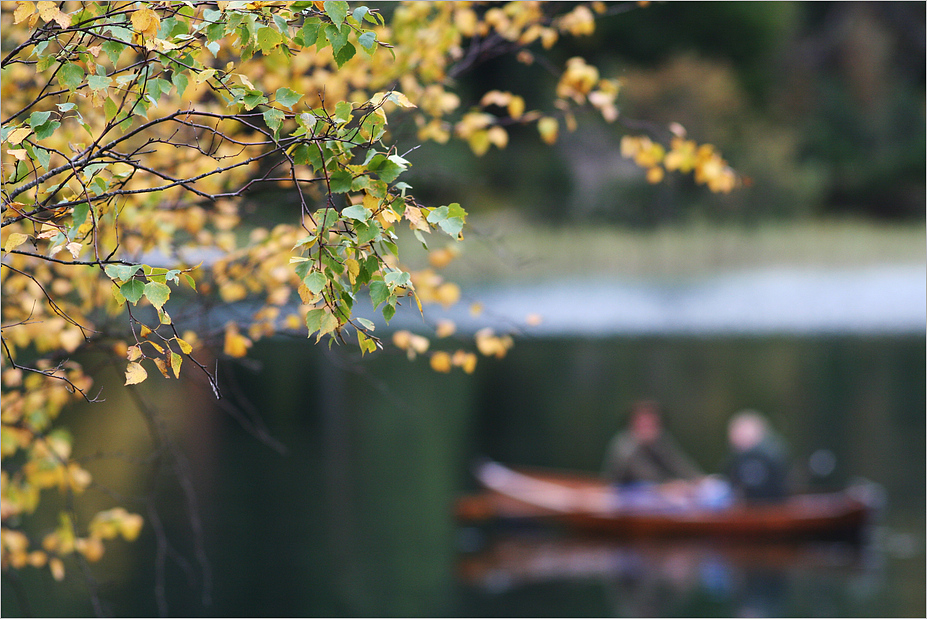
top-left (401, 1), bottom-right (926, 227)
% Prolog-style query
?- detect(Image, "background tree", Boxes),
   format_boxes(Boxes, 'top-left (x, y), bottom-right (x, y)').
top-left (1, 1), bottom-right (739, 612)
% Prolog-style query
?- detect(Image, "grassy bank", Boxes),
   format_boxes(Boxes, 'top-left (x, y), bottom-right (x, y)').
top-left (413, 214), bottom-right (926, 284)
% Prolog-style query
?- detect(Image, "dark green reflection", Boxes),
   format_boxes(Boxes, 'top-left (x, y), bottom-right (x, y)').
top-left (3, 335), bottom-right (923, 617)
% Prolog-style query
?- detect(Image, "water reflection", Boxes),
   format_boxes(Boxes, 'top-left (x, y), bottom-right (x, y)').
top-left (6, 334), bottom-right (921, 617)
top-left (458, 533), bottom-right (881, 617)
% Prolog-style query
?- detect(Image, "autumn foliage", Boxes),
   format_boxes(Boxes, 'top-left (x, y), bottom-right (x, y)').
top-left (1, 0), bottom-right (736, 595)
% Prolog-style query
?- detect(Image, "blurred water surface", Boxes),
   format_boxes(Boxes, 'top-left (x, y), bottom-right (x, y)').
top-left (4, 276), bottom-right (924, 617)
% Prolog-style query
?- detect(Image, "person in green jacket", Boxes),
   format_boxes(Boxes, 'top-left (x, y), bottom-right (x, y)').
top-left (602, 400), bottom-right (703, 486)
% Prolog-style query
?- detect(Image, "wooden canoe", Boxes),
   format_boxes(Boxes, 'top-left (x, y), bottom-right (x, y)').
top-left (456, 460), bottom-right (877, 542)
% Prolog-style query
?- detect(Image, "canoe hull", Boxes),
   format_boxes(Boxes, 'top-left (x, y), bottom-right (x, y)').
top-left (456, 464), bottom-right (874, 542)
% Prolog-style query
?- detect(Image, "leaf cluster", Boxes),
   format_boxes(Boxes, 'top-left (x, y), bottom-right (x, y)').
top-left (0, 0), bottom-right (738, 598)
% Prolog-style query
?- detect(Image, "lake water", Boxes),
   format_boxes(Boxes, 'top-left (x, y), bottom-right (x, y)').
top-left (3, 268), bottom-right (924, 617)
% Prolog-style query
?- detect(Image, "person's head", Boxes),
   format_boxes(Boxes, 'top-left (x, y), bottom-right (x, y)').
top-left (628, 400), bottom-right (663, 444)
top-left (728, 410), bottom-right (768, 452)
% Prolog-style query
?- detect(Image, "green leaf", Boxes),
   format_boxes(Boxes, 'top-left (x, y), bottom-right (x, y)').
top-left (101, 40), bottom-right (126, 65)
top-left (106, 25), bottom-right (134, 43)
top-left (373, 159), bottom-right (403, 183)
top-left (87, 74), bottom-right (112, 91)
top-left (305, 308), bottom-right (326, 334)
top-left (319, 312), bottom-right (339, 337)
top-left (438, 202), bottom-right (467, 237)
top-left (328, 168), bottom-right (353, 193)
top-left (357, 331), bottom-right (376, 354)
top-left (382, 302), bottom-right (396, 323)
top-left (369, 281), bottom-right (389, 309)
top-left (357, 317), bottom-right (375, 331)
top-left (333, 101), bottom-right (353, 124)
top-left (257, 26), bottom-right (282, 53)
top-left (120, 280), bottom-right (145, 304)
top-left (324, 23), bottom-right (348, 53)
top-left (297, 18), bottom-right (321, 48)
top-left (171, 72), bottom-right (189, 97)
top-left (324, 1), bottom-right (349, 27)
top-left (333, 42), bottom-right (356, 68)
top-left (144, 266), bottom-right (170, 283)
top-left (33, 147), bottom-right (50, 170)
top-left (70, 202), bottom-right (90, 231)
top-left (355, 221), bottom-right (379, 245)
top-left (104, 97), bottom-right (119, 122)
top-left (341, 205), bottom-right (370, 221)
top-left (384, 271), bottom-right (410, 287)
top-left (105, 263), bottom-right (143, 282)
top-left (243, 90), bottom-right (268, 110)
top-left (275, 87), bottom-right (302, 110)
top-left (358, 31), bottom-right (377, 53)
top-left (33, 120), bottom-right (60, 140)
top-left (58, 63), bottom-right (85, 91)
top-left (303, 271), bottom-right (327, 295)
top-left (143, 281), bottom-right (171, 310)
top-left (352, 6), bottom-right (371, 24)
top-left (28, 111), bottom-right (51, 128)
top-left (36, 54), bottom-right (56, 72)
top-left (291, 143), bottom-right (311, 165)
top-left (263, 108), bottom-right (285, 134)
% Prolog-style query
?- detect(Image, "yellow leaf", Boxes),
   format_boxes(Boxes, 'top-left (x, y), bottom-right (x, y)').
top-left (220, 281), bottom-right (248, 302)
top-left (428, 245), bottom-right (459, 269)
top-left (153, 357), bottom-right (169, 378)
top-left (345, 258), bottom-right (360, 284)
top-left (119, 513), bottom-right (144, 541)
top-left (430, 351), bottom-right (452, 373)
top-left (237, 74), bottom-right (255, 90)
top-left (392, 330), bottom-right (411, 350)
top-left (435, 282), bottom-right (460, 308)
top-left (6, 127), bottom-right (31, 145)
top-left (4, 202), bottom-right (27, 218)
top-left (65, 241), bottom-right (81, 259)
top-left (13, 2), bottom-right (35, 25)
top-left (139, 324), bottom-right (152, 337)
top-left (452, 350), bottom-right (478, 374)
top-left (75, 537), bottom-right (105, 562)
top-left (508, 95), bottom-right (525, 120)
top-left (409, 333), bottom-right (429, 354)
top-left (467, 130), bottom-right (491, 156)
top-left (538, 117), bottom-right (558, 145)
top-left (4, 232), bottom-right (29, 252)
top-left (36, 1), bottom-right (57, 20)
top-left (49, 557), bottom-right (65, 581)
top-left (175, 337), bottom-right (193, 354)
top-left (7, 149), bottom-right (28, 161)
top-left (131, 8), bottom-right (160, 39)
top-left (435, 319), bottom-right (456, 338)
top-left (224, 323), bottom-right (252, 357)
top-left (475, 328), bottom-right (514, 358)
top-left (487, 126), bottom-right (508, 149)
top-left (124, 361), bottom-right (148, 385)
top-left (404, 205), bottom-right (430, 232)
top-left (170, 352), bottom-right (182, 378)
top-left (480, 90), bottom-right (511, 108)
top-left (126, 345), bottom-right (142, 361)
